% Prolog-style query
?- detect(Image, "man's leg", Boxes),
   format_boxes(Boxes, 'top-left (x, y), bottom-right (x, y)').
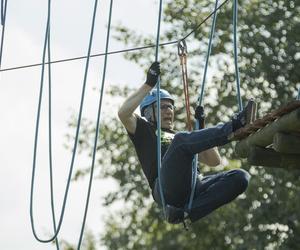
top-left (154, 100), bottom-right (256, 223)
top-left (188, 169), bottom-right (250, 222)
top-left (160, 122), bottom-right (233, 208)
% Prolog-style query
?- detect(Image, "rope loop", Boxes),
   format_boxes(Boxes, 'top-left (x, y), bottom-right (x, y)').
top-left (30, 0), bottom-right (103, 247)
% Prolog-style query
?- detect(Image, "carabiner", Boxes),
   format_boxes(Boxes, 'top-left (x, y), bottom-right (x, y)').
top-left (177, 39), bottom-right (187, 56)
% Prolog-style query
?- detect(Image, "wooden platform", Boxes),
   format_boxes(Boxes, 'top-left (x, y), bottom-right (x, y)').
top-left (232, 100), bottom-right (300, 140)
top-left (233, 100), bottom-right (300, 169)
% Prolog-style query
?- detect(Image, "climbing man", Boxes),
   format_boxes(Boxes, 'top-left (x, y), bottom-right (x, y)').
top-left (118, 62), bottom-right (255, 224)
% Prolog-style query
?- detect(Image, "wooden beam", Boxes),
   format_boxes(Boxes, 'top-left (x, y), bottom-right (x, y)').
top-left (247, 146), bottom-right (300, 169)
top-left (232, 100), bottom-right (300, 140)
top-left (273, 132), bottom-right (300, 154)
top-left (235, 108), bottom-right (300, 158)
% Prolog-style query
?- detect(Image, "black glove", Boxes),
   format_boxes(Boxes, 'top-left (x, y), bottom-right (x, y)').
top-left (145, 62), bottom-right (160, 87)
top-left (194, 105), bottom-right (205, 129)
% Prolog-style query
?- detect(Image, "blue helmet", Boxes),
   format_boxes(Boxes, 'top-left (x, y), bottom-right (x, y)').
top-left (140, 89), bottom-right (174, 116)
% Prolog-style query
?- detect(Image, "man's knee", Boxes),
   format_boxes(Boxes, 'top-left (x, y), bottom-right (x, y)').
top-left (231, 169), bottom-right (250, 193)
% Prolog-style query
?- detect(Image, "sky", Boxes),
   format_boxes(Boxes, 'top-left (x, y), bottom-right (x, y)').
top-left (0, 0), bottom-right (161, 249)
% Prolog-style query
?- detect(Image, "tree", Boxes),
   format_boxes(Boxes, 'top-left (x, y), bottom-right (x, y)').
top-left (68, 0), bottom-right (300, 249)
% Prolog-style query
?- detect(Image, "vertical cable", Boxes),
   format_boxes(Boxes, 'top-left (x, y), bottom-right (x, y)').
top-left (188, 0), bottom-right (219, 212)
top-left (233, 0), bottom-right (243, 111)
top-left (30, 0), bottom-right (100, 243)
top-left (77, 0), bottom-right (113, 249)
top-left (198, 0), bottom-right (219, 106)
top-left (1, 0), bottom-right (6, 24)
top-left (46, 17), bottom-right (60, 250)
top-left (0, 0), bottom-right (8, 69)
top-left (154, 0), bottom-right (166, 217)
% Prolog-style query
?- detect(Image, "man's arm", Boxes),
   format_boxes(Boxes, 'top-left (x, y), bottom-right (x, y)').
top-left (199, 147), bottom-right (221, 167)
top-left (118, 62), bottom-right (160, 134)
top-left (118, 84), bottom-right (153, 134)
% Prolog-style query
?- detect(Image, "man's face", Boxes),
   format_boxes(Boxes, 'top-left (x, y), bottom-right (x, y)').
top-left (154, 99), bottom-right (175, 129)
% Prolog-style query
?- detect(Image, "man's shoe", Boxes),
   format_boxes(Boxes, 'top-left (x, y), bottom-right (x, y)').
top-left (232, 98), bottom-right (257, 132)
top-left (165, 204), bottom-right (188, 224)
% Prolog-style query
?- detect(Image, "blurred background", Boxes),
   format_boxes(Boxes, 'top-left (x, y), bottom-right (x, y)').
top-left (0, 0), bottom-right (299, 249)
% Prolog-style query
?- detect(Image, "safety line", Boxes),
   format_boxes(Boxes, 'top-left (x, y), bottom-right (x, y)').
top-left (77, 0), bottom-right (113, 248)
top-left (154, 0), bottom-right (166, 218)
top-left (30, 0), bottom-right (100, 243)
top-left (188, 0), bottom-right (219, 212)
top-left (233, 0), bottom-right (242, 111)
top-left (29, 2), bottom-right (60, 247)
top-left (46, 18), bottom-right (60, 250)
top-left (0, 0), bottom-right (8, 69)
top-left (181, 0), bottom-right (229, 41)
top-left (0, 0), bottom-right (230, 73)
top-left (0, 42), bottom-right (176, 72)
top-left (1, 0), bottom-right (7, 24)
top-left (30, 0), bottom-right (61, 244)
top-left (198, 0), bottom-right (219, 106)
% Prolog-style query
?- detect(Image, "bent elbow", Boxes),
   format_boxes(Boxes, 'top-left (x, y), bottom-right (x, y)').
top-left (207, 157), bottom-right (221, 167)
top-left (212, 158), bottom-right (221, 167)
top-left (117, 109), bottom-right (122, 119)
top-left (118, 108), bottom-right (126, 122)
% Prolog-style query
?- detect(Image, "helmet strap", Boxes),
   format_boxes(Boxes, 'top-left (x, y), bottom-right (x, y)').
top-left (151, 104), bottom-right (157, 124)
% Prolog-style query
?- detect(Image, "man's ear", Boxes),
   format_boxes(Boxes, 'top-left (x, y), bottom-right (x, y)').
top-left (144, 105), bottom-right (154, 122)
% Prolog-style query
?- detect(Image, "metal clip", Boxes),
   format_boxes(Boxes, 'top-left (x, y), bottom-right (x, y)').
top-left (177, 39), bottom-right (187, 56)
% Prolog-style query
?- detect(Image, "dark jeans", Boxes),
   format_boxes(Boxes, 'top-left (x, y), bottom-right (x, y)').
top-left (152, 122), bottom-right (250, 222)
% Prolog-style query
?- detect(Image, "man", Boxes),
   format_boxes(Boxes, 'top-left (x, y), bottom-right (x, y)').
top-left (118, 62), bottom-right (255, 224)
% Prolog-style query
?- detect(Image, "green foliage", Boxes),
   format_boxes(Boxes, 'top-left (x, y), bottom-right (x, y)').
top-left (56, 231), bottom-right (97, 250)
top-left (67, 0), bottom-right (300, 249)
